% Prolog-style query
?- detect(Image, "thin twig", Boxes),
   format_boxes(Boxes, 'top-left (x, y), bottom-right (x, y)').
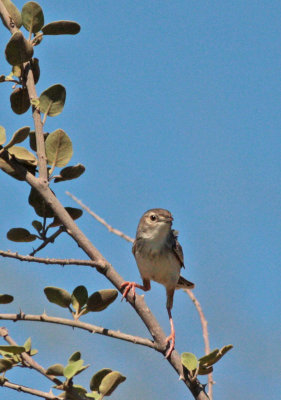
top-left (29, 227), bottom-right (65, 256)
top-left (0, 250), bottom-right (100, 267)
top-left (66, 192), bottom-right (134, 243)
top-left (186, 290), bottom-right (213, 399)
top-left (2, 381), bottom-right (58, 400)
top-left (0, 313), bottom-right (157, 350)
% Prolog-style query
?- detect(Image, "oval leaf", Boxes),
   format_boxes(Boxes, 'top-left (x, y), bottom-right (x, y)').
top-left (0, 126), bottom-right (6, 145)
top-left (198, 349), bottom-right (220, 367)
top-left (71, 286), bottom-right (88, 312)
top-left (86, 289), bottom-right (118, 312)
top-left (30, 57), bottom-right (40, 83)
top-left (90, 369), bottom-right (112, 392)
top-left (29, 187), bottom-right (54, 218)
top-left (0, 346), bottom-right (25, 355)
top-left (42, 21), bottom-right (80, 35)
top-left (5, 126), bottom-right (30, 149)
top-left (68, 351), bottom-right (81, 363)
top-left (2, 0), bottom-right (22, 28)
top-left (7, 227), bottom-right (37, 242)
top-left (21, 1), bottom-right (44, 33)
top-left (5, 31), bottom-right (33, 65)
top-left (39, 84), bottom-right (66, 117)
top-left (49, 207), bottom-right (82, 228)
top-left (8, 146), bottom-right (37, 166)
top-left (23, 337), bottom-right (31, 352)
top-left (0, 359), bottom-right (14, 373)
top-left (99, 371), bottom-right (126, 396)
top-left (181, 352), bottom-right (198, 372)
top-left (44, 287), bottom-right (71, 308)
top-left (63, 359), bottom-right (84, 379)
top-left (32, 220), bottom-right (42, 233)
top-left (45, 129), bottom-right (72, 167)
top-left (0, 294), bottom-right (14, 304)
top-left (10, 87), bottom-right (30, 114)
top-left (198, 365), bottom-right (213, 375)
top-left (46, 363), bottom-right (65, 376)
top-left (54, 164), bottom-right (85, 183)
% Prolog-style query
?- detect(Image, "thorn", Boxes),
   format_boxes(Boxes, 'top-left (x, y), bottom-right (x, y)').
top-left (179, 374), bottom-right (185, 381)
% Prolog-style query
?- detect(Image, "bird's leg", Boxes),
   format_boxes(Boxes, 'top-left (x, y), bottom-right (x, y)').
top-left (165, 288), bottom-right (175, 358)
top-left (121, 279), bottom-right (150, 301)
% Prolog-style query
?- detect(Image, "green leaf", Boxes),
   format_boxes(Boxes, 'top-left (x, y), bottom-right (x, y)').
top-left (0, 359), bottom-right (14, 373)
top-left (0, 75), bottom-right (5, 82)
top-left (12, 65), bottom-right (22, 77)
top-left (42, 21), bottom-right (80, 35)
top-left (5, 126), bottom-right (30, 149)
top-left (30, 57), bottom-right (40, 83)
top-left (85, 290), bottom-right (118, 313)
top-left (10, 87), bottom-right (30, 114)
top-left (181, 352), bottom-right (198, 372)
top-left (30, 349), bottom-right (38, 356)
top-left (29, 131), bottom-right (48, 152)
top-left (46, 363), bottom-right (65, 376)
top-left (0, 346), bottom-right (25, 355)
top-left (32, 220), bottom-right (43, 233)
top-left (45, 129), bottom-right (73, 168)
top-left (54, 164), bottom-right (85, 183)
top-left (198, 345), bottom-right (233, 367)
top-left (99, 371), bottom-right (126, 396)
top-left (23, 337), bottom-right (31, 352)
top-left (72, 385), bottom-right (87, 396)
top-left (49, 207), bottom-right (82, 228)
top-left (21, 1), bottom-right (44, 33)
top-left (198, 365), bottom-right (213, 375)
top-left (0, 294), bottom-right (14, 304)
top-left (8, 146), bottom-right (37, 166)
top-left (29, 187), bottom-right (54, 218)
top-left (71, 286), bottom-right (88, 312)
top-left (85, 392), bottom-right (100, 399)
top-left (198, 349), bottom-right (220, 366)
top-left (63, 359), bottom-right (88, 379)
top-left (44, 287), bottom-right (71, 308)
top-left (2, 0), bottom-right (22, 28)
top-left (0, 126), bottom-right (6, 145)
top-left (5, 31), bottom-right (33, 66)
top-left (90, 369), bottom-right (112, 392)
top-left (68, 351), bottom-right (81, 363)
top-left (39, 84), bottom-right (66, 117)
top-left (7, 227), bottom-right (37, 242)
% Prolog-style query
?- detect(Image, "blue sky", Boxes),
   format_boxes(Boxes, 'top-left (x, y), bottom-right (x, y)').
top-left (1, 1), bottom-right (280, 399)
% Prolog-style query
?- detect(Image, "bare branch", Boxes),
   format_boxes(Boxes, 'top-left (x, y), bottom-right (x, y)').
top-left (66, 192), bottom-right (134, 243)
top-left (0, 313), bottom-right (157, 350)
top-left (0, 250), bottom-right (99, 267)
top-left (2, 381), bottom-right (58, 400)
top-left (186, 289), bottom-right (213, 399)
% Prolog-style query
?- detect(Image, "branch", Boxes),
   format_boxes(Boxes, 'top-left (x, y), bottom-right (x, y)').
top-left (2, 381), bottom-right (57, 400)
top-left (185, 290), bottom-right (214, 399)
top-left (0, 250), bottom-right (99, 267)
top-left (66, 192), bottom-right (134, 243)
top-left (0, 313), bottom-right (156, 349)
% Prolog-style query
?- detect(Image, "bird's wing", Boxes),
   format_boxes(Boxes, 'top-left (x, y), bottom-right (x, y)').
top-left (171, 230), bottom-right (185, 269)
top-left (132, 240), bottom-right (137, 256)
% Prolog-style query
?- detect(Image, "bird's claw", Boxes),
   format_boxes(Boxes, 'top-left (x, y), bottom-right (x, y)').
top-left (165, 333), bottom-right (175, 358)
top-left (121, 281), bottom-right (137, 301)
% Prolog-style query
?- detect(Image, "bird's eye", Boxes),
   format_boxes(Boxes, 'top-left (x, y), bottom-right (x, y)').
top-left (150, 214), bottom-right (157, 221)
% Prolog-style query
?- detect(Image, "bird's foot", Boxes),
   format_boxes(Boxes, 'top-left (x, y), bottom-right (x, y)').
top-left (165, 332), bottom-right (175, 358)
top-left (121, 281), bottom-right (138, 301)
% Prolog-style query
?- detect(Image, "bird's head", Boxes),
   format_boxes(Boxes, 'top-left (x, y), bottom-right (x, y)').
top-left (136, 208), bottom-right (173, 241)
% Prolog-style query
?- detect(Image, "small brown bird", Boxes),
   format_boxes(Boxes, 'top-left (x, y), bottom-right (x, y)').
top-left (121, 208), bottom-right (195, 357)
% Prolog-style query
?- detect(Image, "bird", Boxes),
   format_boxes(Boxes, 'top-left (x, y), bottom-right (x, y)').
top-left (121, 208), bottom-right (195, 358)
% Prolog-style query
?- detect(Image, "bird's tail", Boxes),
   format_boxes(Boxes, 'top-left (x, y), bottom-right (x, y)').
top-left (176, 276), bottom-right (195, 290)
